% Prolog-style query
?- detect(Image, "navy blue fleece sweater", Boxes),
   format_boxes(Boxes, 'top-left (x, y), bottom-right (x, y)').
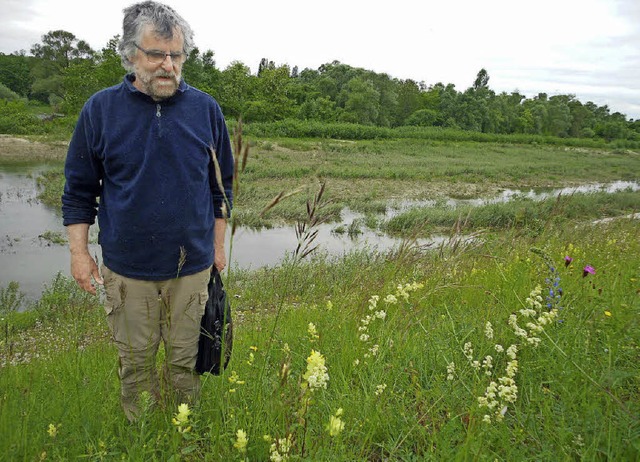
top-left (62, 74), bottom-right (234, 280)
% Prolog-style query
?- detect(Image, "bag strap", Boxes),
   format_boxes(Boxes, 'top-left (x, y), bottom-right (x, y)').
top-left (212, 266), bottom-right (224, 289)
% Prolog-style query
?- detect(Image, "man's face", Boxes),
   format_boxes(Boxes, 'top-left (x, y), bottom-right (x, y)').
top-left (131, 25), bottom-right (185, 100)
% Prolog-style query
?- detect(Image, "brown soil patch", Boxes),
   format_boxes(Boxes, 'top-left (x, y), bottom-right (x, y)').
top-left (0, 135), bottom-right (68, 161)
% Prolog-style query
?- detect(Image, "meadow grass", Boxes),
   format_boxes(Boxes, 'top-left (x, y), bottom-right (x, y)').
top-left (1, 217), bottom-right (638, 461)
top-left (2, 132), bottom-right (639, 460)
top-left (383, 189), bottom-right (640, 236)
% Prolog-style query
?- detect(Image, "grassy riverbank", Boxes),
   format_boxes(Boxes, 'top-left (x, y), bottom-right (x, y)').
top-left (1, 218), bottom-right (639, 460)
top-left (25, 135), bottom-right (640, 232)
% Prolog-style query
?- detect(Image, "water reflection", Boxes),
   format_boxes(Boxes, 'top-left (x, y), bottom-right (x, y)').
top-left (386, 181), bottom-right (640, 217)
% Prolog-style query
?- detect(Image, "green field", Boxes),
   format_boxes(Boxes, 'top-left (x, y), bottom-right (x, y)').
top-left (1, 135), bottom-right (639, 460)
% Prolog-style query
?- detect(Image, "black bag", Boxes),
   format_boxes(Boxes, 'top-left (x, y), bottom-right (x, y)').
top-left (195, 267), bottom-right (233, 375)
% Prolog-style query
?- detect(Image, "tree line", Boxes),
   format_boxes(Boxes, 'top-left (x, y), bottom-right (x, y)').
top-left (1, 30), bottom-right (639, 142)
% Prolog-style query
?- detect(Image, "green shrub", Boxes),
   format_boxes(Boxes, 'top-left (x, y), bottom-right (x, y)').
top-left (0, 83), bottom-right (22, 101)
top-left (0, 100), bottom-right (44, 134)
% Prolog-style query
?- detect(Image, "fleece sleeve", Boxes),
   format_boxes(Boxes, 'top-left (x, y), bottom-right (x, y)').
top-left (210, 104), bottom-right (234, 219)
top-left (61, 105), bottom-right (103, 226)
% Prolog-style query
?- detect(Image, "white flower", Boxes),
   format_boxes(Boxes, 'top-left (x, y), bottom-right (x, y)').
top-left (506, 360), bottom-right (518, 378)
top-left (527, 336), bottom-right (541, 347)
top-left (484, 321), bottom-right (494, 340)
top-left (463, 342), bottom-right (474, 361)
top-left (384, 294), bottom-right (398, 304)
top-left (446, 362), bottom-right (455, 381)
top-left (482, 355), bottom-right (493, 376)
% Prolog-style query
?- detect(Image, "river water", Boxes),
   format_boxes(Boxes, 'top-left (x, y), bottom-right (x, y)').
top-left (0, 166), bottom-right (441, 303)
top-left (1, 165), bottom-right (638, 304)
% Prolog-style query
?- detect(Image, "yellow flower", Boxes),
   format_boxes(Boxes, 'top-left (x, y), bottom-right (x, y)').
top-left (228, 370), bottom-right (245, 385)
top-left (307, 322), bottom-right (319, 342)
top-left (234, 429), bottom-right (248, 453)
top-left (604, 311), bottom-right (612, 317)
top-left (326, 414), bottom-right (345, 437)
top-left (302, 349), bottom-right (329, 391)
top-left (250, 345), bottom-right (258, 351)
top-left (47, 423), bottom-right (57, 438)
top-left (172, 403), bottom-right (192, 433)
top-left (177, 403), bottom-right (190, 417)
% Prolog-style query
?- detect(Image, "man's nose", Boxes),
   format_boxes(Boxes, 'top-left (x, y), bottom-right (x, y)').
top-left (161, 56), bottom-right (174, 71)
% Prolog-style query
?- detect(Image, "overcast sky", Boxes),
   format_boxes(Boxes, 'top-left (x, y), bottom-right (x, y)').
top-left (1, 0), bottom-right (639, 119)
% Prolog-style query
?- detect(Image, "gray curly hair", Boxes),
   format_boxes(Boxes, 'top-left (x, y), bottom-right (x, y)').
top-left (118, 1), bottom-right (195, 71)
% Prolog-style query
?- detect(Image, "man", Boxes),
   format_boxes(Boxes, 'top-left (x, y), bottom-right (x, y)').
top-left (62, 1), bottom-right (234, 421)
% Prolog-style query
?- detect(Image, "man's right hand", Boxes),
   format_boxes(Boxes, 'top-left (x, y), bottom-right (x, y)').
top-left (67, 223), bottom-right (103, 295)
top-left (71, 251), bottom-right (103, 295)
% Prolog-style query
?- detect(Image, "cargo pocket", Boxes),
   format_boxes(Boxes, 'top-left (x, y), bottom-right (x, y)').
top-left (194, 289), bottom-right (209, 319)
top-left (101, 265), bottom-right (124, 336)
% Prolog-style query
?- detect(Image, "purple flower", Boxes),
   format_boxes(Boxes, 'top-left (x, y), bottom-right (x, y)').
top-left (564, 256), bottom-right (573, 267)
top-left (583, 265), bottom-right (596, 277)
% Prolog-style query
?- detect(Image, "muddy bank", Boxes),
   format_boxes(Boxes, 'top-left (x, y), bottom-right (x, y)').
top-left (0, 135), bottom-right (68, 162)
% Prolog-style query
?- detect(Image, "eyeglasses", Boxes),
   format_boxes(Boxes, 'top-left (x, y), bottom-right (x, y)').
top-left (134, 43), bottom-right (186, 65)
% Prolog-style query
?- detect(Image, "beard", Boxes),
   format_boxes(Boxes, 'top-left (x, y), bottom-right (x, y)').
top-left (135, 68), bottom-right (181, 100)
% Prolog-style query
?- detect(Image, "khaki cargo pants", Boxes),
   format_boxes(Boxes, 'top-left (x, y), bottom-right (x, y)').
top-left (102, 265), bottom-right (210, 421)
